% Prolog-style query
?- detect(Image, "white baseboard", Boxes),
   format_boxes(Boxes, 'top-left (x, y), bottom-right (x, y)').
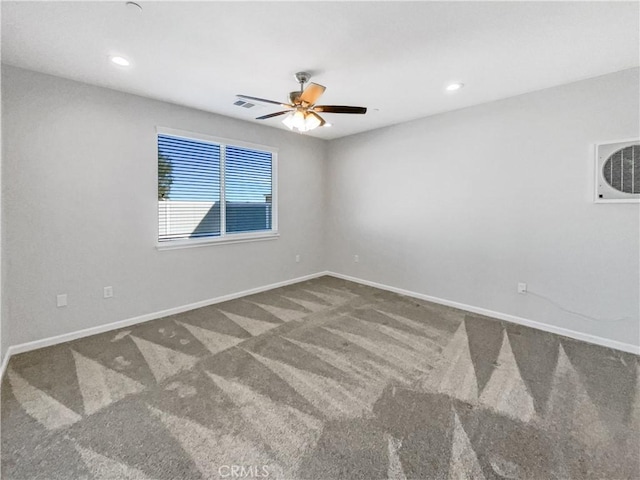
top-left (0, 271), bottom-right (330, 380)
top-left (2, 269), bottom-right (636, 382)
top-left (0, 349), bottom-right (11, 384)
top-left (327, 271), bottom-right (640, 355)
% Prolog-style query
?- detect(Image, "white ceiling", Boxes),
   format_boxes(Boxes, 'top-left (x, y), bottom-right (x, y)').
top-left (2, 1), bottom-right (638, 140)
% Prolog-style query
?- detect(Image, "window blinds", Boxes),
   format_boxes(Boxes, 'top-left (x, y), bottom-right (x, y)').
top-left (225, 145), bottom-right (273, 234)
top-left (158, 133), bottom-right (273, 242)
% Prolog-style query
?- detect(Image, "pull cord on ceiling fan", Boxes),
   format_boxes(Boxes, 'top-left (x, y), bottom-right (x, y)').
top-left (237, 72), bottom-right (367, 133)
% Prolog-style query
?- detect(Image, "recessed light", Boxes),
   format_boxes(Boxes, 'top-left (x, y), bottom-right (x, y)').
top-left (324, 123), bottom-right (332, 127)
top-left (110, 56), bottom-right (130, 67)
top-left (446, 83), bottom-right (464, 92)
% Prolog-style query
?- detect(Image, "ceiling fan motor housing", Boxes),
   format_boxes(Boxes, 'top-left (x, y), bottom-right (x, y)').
top-left (289, 91), bottom-right (302, 104)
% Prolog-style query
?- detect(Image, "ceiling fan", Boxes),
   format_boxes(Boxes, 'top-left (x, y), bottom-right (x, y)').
top-left (237, 72), bottom-right (367, 132)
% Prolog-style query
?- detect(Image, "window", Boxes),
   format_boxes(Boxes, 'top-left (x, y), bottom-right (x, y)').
top-left (157, 128), bottom-right (277, 246)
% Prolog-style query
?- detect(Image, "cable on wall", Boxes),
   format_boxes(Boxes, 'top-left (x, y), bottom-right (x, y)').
top-left (527, 291), bottom-right (637, 323)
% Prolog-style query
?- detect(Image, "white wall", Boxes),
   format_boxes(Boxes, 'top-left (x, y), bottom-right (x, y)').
top-left (326, 68), bottom-right (640, 348)
top-left (2, 65), bottom-right (326, 347)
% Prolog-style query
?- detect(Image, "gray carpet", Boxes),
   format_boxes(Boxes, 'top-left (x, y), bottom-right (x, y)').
top-left (1, 276), bottom-right (638, 479)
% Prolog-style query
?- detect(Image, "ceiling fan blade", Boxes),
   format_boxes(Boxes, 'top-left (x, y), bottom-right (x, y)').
top-left (299, 83), bottom-right (326, 105)
top-left (237, 94), bottom-right (292, 108)
top-left (255, 110), bottom-right (292, 120)
top-left (313, 105), bottom-right (367, 114)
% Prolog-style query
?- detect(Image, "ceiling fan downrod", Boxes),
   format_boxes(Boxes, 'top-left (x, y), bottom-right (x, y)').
top-left (289, 72), bottom-right (310, 105)
top-left (294, 71), bottom-right (311, 92)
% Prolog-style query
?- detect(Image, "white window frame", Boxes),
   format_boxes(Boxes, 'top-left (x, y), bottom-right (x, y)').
top-left (156, 127), bottom-right (279, 250)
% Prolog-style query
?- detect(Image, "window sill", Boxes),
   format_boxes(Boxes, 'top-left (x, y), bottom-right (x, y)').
top-left (156, 232), bottom-right (279, 251)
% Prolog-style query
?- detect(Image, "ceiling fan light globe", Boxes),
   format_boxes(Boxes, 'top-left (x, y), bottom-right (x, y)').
top-left (281, 114), bottom-right (296, 130)
top-left (282, 111), bottom-right (305, 131)
top-left (282, 109), bottom-right (323, 133)
top-left (287, 110), bottom-right (307, 131)
top-left (304, 112), bottom-right (322, 131)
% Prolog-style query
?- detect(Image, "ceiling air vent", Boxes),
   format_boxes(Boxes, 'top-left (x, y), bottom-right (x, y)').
top-left (595, 139), bottom-right (640, 203)
top-left (233, 100), bottom-right (255, 108)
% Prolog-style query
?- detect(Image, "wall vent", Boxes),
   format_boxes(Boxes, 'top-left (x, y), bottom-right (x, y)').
top-left (595, 139), bottom-right (640, 203)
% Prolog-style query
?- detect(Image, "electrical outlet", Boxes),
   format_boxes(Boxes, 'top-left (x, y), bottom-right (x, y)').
top-left (104, 286), bottom-right (114, 298)
top-left (57, 294), bottom-right (67, 307)
top-left (354, 254), bottom-right (359, 263)
top-left (295, 254), bottom-right (301, 263)
top-left (518, 282), bottom-right (527, 294)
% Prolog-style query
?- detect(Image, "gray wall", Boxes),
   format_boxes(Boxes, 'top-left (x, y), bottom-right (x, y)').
top-left (2, 66), bottom-right (639, 355)
top-left (326, 68), bottom-right (640, 347)
top-left (0, 65), bottom-right (3, 359)
top-left (1, 65), bottom-right (326, 348)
